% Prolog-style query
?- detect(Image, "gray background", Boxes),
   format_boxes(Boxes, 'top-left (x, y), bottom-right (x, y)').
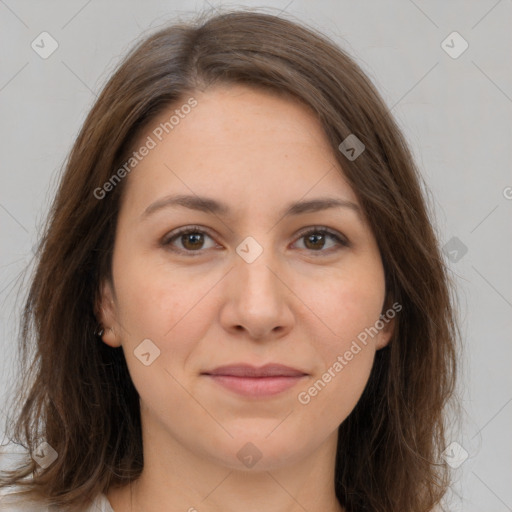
top-left (1, 1), bottom-right (511, 510)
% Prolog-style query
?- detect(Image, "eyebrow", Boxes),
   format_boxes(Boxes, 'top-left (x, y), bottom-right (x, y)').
top-left (140, 194), bottom-right (362, 221)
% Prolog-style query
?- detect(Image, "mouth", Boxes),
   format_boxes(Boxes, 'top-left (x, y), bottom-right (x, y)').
top-left (201, 363), bottom-right (309, 398)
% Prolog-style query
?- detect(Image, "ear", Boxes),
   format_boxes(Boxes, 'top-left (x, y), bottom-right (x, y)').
top-left (95, 278), bottom-right (122, 348)
top-left (375, 315), bottom-right (395, 350)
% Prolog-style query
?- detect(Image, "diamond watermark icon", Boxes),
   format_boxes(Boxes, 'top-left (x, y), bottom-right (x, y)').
top-left (441, 31), bottom-right (468, 59)
top-left (134, 338), bottom-right (161, 366)
top-left (32, 441), bottom-right (58, 469)
top-left (236, 236), bottom-right (263, 264)
top-left (237, 442), bottom-right (262, 468)
top-left (338, 134), bottom-right (365, 161)
top-left (31, 31), bottom-right (59, 59)
top-left (442, 441), bottom-right (469, 468)
top-left (442, 236), bottom-right (468, 263)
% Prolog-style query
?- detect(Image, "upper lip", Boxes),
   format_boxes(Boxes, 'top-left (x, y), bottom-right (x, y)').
top-left (203, 363), bottom-right (308, 378)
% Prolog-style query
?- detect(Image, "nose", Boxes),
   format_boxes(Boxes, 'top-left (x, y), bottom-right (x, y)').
top-left (219, 248), bottom-right (295, 341)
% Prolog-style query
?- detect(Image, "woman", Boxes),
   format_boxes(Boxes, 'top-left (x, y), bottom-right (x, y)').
top-left (0, 8), bottom-right (459, 512)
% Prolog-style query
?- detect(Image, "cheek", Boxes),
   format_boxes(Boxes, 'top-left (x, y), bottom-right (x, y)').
top-left (292, 266), bottom-right (384, 424)
top-left (294, 283), bottom-right (381, 427)
top-left (113, 239), bottom-right (213, 336)
top-left (113, 266), bottom-right (212, 425)
top-left (305, 262), bottom-right (386, 351)
top-left (295, 345), bottom-right (375, 442)
top-left (111, 248), bottom-right (217, 389)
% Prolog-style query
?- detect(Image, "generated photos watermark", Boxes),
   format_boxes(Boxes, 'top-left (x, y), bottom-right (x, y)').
top-left (93, 97), bottom-right (198, 200)
top-left (297, 301), bottom-right (402, 405)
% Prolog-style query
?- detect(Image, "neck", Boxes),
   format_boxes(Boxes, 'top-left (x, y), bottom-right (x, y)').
top-left (112, 418), bottom-right (344, 512)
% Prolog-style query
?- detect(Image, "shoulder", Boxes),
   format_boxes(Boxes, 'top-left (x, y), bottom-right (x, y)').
top-left (0, 487), bottom-right (113, 512)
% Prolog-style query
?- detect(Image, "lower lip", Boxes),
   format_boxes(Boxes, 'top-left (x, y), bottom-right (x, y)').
top-left (204, 375), bottom-right (306, 398)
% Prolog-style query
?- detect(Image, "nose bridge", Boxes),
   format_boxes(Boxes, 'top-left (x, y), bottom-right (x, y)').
top-left (235, 238), bottom-right (282, 305)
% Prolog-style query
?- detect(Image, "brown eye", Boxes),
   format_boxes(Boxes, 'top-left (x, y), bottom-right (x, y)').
top-left (303, 232), bottom-right (327, 250)
top-left (294, 227), bottom-right (349, 255)
top-left (180, 232), bottom-right (205, 250)
top-left (161, 225), bottom-right (349, 257)
top-left (161, 226), bottom-right (218, 255)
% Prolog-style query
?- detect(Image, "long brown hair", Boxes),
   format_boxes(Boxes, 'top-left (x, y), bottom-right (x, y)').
top-left (1, 7), bottom-right (460, 511)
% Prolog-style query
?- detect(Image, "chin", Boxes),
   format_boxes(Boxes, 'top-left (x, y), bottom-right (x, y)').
top-left (203, 427), bottom-right (318, 472)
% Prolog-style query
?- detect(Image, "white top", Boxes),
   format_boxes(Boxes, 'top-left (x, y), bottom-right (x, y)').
top-left (0, 488), bottom-right (114, 511)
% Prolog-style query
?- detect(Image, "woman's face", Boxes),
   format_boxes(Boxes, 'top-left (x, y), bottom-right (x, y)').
top-left (99, 84), bottom-right (394, 471)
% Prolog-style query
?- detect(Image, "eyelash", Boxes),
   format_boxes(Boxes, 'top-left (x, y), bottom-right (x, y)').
top-left (161, 225), bottom-right (350, 257)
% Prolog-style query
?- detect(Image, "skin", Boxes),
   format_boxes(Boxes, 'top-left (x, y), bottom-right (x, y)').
top-left (98, 84), bottom-right (394, 512)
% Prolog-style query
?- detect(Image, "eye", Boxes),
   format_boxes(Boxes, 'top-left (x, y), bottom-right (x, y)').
top-left (161, 225), bottom-right (219, 256)
top-left (292, 226), bottom-right (350, 255)
top-left (161, 225), bottom-right (349, 256)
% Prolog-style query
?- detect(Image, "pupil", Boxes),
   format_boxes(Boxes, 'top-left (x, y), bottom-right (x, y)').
top-left (306, 233), bottom-right (324, 250)
top-left (183, 233), bottom-right (203, 249)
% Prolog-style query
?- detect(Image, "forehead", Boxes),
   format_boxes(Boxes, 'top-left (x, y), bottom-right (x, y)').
top-left (120, 84), bottom-right (359, 217)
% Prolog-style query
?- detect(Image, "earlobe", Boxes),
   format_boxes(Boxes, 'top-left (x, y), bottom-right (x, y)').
top-left (95, 280), bottom-right (122, 348)
top-left (375, 316), bottom-right (395, 350)
top-left (376, 294), bottom-right (398, 350)
top-left (100, 325), bottom-right (120, 347)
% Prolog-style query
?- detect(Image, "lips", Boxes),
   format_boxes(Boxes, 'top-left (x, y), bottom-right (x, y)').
top-left (203, 363), bottom-right (308, 378)
top-left (202, 364), bottom-right (308, 398)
